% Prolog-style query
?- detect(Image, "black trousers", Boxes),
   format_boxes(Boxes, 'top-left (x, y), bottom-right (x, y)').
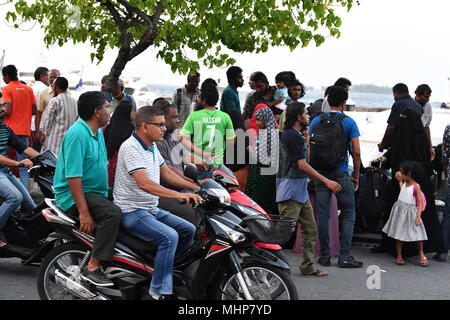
top-left (66, 192), bottom-right (121, 262)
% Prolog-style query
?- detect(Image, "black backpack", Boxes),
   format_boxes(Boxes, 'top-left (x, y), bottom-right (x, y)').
top-left (310, 113), bottom-right (347, 172)
top-left (355, 168), bottom-right (389, 233)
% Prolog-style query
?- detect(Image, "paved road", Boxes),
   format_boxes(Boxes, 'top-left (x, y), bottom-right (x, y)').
top-left (1, 189), bottom-right (447, 300)
top-left (1, 243), bottom-right (448, 300)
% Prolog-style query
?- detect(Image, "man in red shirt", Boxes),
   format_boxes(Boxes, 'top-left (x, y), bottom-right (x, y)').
top-left (1, 65), bottom-right (37, 191)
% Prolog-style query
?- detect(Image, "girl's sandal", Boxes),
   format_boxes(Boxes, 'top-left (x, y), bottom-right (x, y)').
top-left (420, 256), bottom-right (429, 267)
top-left (396, 258), bottom-right (405, 265)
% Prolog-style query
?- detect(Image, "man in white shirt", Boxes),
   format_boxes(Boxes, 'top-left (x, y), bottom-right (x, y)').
top-left (36, 69), bottom-right (60, 141)
top-left (31, 67), bottom-right (49, 142)
top-left (113, 105), bottom-right (202, 300)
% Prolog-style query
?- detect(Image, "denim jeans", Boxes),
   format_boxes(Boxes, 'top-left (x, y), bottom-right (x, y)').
top-left (0, 168), bottom-right (36, 230)
top-left (8, 135), bottom-right (30, 191)
top-left (121, 208), bottom-right (196, 295)
top-left (315, 170), bottom-right (356, 259)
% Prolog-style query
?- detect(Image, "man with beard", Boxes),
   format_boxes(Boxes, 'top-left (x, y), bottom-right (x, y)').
top-left (0, 94), bottom-right (40, 258)
top-left (378, 83), bottom-right (422, 152)
top-left (414, 84), bottom-right (434, 160)
top-left (53, 91), bottom-right (122, 287)
top-left (220, 66), bottom-right (244, 114)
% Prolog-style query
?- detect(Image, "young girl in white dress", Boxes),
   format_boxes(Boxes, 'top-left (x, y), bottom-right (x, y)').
top-left (382, 162), bottom-right (428, 266)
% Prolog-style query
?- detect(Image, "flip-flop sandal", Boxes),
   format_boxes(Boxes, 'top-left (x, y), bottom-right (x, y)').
top-left (420, 256), bottom-right (429, 267)
top-left (301, 269), bottom-right (327, 277)
top-left (396, 258), bottom-right (405, 265)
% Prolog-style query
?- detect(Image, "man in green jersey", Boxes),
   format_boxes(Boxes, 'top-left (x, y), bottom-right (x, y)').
top-left (180, 83), bottom-right (236, 172)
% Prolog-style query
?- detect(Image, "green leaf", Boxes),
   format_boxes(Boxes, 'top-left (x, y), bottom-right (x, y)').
top-left (5, 0), bottom-right (353, 83)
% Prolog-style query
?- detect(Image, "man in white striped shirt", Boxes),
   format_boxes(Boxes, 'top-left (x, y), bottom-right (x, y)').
top-left (41, 77), bottom-right (78, 156)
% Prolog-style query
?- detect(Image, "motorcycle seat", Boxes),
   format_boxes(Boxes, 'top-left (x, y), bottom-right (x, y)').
top-left (117, 227), bottom-right (158, 253)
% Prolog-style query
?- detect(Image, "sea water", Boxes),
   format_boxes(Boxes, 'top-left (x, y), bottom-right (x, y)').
top-left (145, 84), bottom-right (444, 110)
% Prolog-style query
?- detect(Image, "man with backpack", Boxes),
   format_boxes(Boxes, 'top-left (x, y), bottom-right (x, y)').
top-left (277, 102), bottom-right (342, 277)
top-left (309, 86), bottom-right (363, 268)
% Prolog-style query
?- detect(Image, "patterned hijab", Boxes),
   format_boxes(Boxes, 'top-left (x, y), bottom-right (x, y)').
top-left (254, 107), bottom-right (278, 166)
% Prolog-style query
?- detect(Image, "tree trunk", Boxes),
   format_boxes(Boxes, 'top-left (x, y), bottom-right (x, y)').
top-left (103, 46), bottom-right (131, 94)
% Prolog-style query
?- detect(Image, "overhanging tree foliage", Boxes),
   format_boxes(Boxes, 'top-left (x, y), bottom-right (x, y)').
top-left (6, 0), bottom-right (354, 92)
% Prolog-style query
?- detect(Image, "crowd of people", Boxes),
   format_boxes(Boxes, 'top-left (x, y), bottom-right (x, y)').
top-left (0, 63), bottom-right (448, 300)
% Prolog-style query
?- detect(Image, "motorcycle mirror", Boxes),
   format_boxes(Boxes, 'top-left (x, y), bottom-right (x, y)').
top-left (183, 163), bottom-right (199, 184)
top-left (205, 157), bottom-right (215, 176)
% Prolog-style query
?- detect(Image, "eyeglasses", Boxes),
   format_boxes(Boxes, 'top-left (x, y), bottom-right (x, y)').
top-left (145, 122), bottom-right (167, 129)
top-left (0, 103), bottom-right (7, 109)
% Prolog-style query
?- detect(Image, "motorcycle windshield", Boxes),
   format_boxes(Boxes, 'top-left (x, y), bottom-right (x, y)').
top-left (33, 150), bottom-right (57, 167)
top-left (214, 165), bottom-right (239, 187)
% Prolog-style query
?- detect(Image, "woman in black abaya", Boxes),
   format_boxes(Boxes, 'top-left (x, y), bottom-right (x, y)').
top-left (377, 108), bottom-right (444, 257)
top-left (103, 101), bottom-right (135, 188)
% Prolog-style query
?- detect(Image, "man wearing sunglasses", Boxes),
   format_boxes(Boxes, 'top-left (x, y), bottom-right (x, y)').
top-left (113, 105), bottom-right (202, 300)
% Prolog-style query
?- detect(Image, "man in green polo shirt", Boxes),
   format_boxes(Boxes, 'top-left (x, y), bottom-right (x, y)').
top-left (53, 91), bottom-right (121, 287)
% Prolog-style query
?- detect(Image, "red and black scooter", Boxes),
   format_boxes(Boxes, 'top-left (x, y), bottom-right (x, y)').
top-left (36, 163), bottom-right (298, 300)
top-left (207, 163), bottom-right (289, 257)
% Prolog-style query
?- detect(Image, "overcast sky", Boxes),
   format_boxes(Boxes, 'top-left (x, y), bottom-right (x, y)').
top-left (1, 0), bottom-right (450, 100)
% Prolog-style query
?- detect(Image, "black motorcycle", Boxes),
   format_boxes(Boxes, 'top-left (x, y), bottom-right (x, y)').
top-left (36, 163), bottom-right (298, 300)
top-left (0, 150), bottom-right (56, 263)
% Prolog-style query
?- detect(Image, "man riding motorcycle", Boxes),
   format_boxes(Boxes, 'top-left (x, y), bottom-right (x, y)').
top-left (0, 95), bottom-right (40, 258)
top-left (113, 105), bottom-right (202, 300)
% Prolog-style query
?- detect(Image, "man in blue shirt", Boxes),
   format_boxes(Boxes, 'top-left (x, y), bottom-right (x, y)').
top-left (309, 86), bottom-right (363, 268)
top-left (277, 102), bottom-right (341, 276)
top-left (220, 66), bottom-right (243, 114)
top-left (379, 83), bottom-right (423, 152)
top-left (53, 91), bottom-right (121, 287)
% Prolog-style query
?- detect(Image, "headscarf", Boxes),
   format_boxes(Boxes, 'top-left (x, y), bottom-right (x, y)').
top-left (103, 101), bottom-right (135, 159)
top-left (254, 107), bottom-right (278, 166)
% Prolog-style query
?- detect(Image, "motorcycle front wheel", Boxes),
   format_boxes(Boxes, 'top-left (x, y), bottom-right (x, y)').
top-left (217, 264), bottom-right (298, 300)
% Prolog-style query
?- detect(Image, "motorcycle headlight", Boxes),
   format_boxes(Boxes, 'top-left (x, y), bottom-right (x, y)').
top-left (236, 204), bottom-right (261, 216)
top-left (209, 188), bottom-right (231, 205)
top-left (211, 219), bottom-right (246, 244)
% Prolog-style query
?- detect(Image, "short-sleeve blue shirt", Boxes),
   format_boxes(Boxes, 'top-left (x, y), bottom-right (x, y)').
top-left (53, 118), bottom-right (109, 211)
top-left (309, 111), bottom-right (360, 173)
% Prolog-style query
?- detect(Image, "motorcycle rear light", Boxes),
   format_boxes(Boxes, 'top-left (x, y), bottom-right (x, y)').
top-left (42, 209), bottom-right (54, 223)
